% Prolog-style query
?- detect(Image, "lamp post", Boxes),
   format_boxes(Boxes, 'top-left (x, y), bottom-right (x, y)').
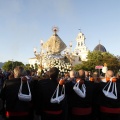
top-left (34, 40), bottom-right (44, 76)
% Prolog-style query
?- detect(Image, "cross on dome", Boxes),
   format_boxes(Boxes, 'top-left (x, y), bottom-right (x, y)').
top-left (52, 26), bottom-right (59, 35)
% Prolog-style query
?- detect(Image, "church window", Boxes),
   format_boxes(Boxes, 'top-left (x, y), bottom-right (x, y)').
top-left (81, 42), bottom-right (83, 46)
top-left (79, 57), bottom-right (81, 61)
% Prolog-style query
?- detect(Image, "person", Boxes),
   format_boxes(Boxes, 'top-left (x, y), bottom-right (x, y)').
top-left (0, 69), bottom-right (5, 90)
top-left (8, 72), bottom-right (14, 80)
top-left (98, 70), bottom-right (120, 120)
top-left (116, 71), bottom-right (120, 83)
top-left (66, 69), bottom-right (96, 120)
top-left (92, 71), bottom-right (101, 83)
top-left (34, 67), bottom-right (66, 120)
top-left (0, 66), bottom-right (34, 120)
top-left (101, 63), bottom-right (108, 77)
top-left (68, 70), bottom-right (78, 83)
top-left (85, 71), bottom-right (89, 81)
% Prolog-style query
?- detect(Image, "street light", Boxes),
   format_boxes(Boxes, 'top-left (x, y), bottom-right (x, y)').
top-left (34, 40), bottom-right (44, 76)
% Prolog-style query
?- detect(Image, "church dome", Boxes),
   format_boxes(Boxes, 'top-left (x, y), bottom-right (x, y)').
top-left (94, 44), bottom-right (106, 52)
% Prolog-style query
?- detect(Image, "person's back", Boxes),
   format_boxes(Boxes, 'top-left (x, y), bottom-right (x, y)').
top-left (0, 66), bottom-right (34, 120)
top-left (66, 69), bottom-right (95, 120)
top-left (98, 70), bottom-right (120, 120)
top-left (35, 67), bottom-right (66, 120)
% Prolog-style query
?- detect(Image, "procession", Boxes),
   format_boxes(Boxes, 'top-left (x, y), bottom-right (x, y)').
top-left (0, 64), bottom-right (120, 120)
top-left (0, 27), bottom-right (120, 120)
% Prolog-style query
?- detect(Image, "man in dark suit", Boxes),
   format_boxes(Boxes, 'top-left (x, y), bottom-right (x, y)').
top-left (98, 70), bottom-right (120, 120)
top-left (66, 69), bottom-right (96, 120)
top-left (0, 66), bottom-right (34, 120)
top-left (34, 67), bottom-right (66, 120)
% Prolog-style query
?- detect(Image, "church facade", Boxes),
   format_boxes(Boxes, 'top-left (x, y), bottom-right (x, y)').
top-left (29, 29), bottom-right (107, 68)
top-left (29, 31), bottom-right (89, 67)
top-left (72, 32), bottom-right (89, 64)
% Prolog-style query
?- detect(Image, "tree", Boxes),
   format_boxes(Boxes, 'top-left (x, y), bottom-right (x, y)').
top-left (34, 63), bottom-right (38, 71)
top-left (2, 61), bottom-right (24, 71)
top-left (102, 52), bottom-right (120, 73)
top-left (24, 64), bottom-right (31, 70)
top-left (74, 51), bottom-right (103, 71)
top-left (73, 51), bottom-right (120, 74)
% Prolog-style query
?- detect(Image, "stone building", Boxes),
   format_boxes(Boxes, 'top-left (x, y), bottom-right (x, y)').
top-left (72, 31), bottom-right (89, 65)
top-left (29, 29), bottom-right (106, 68)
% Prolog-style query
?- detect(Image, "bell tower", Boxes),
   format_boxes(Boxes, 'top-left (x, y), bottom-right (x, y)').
top-left (74, 31), bottom-right (88, 61)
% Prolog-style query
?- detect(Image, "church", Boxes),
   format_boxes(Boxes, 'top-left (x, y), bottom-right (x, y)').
top-left (29, 29), bottom-right (107, 68)
top-left (72, 31), bottom-right (89, 65)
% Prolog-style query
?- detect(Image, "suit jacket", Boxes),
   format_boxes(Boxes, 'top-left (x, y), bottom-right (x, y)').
top-left (34, 78), bottom-right (66, 120)
top-left (0, 78), bottom-right (34, 120)
top-left (35, 78), bottom-right (65, 111)
top-left (65, 80), bottom-right (97, 120)
top-left (98, 81), bottom-right (120, 120)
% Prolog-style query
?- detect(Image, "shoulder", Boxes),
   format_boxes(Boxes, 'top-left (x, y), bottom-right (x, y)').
top-left (38, 79), bottom-right (50, 86)
top-left (5, 78), bottom-right (21, 85)
top-left (84, 81), bottom-right (94, 85)
top-left (66, 81), bottom-right (74, 86)
top-left (65, 81), bottom-right (74, 92)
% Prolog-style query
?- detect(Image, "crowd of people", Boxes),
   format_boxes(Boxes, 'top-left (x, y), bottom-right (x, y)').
top-left (0, 66), bottom-right (120, 120)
